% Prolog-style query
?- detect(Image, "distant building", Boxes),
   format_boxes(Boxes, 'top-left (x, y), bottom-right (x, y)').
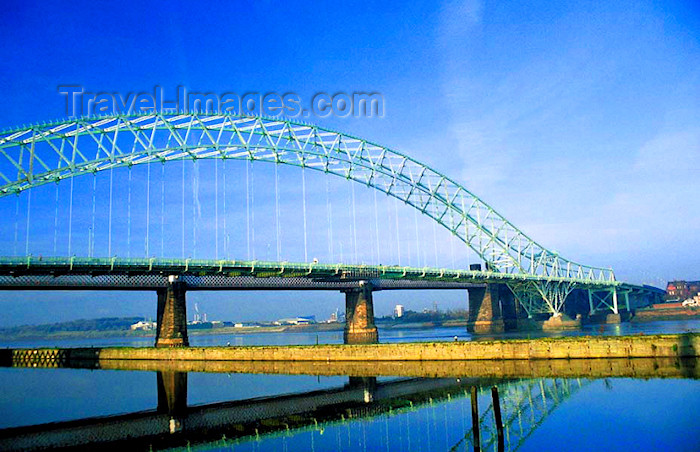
top-left (233, 322), bottom-right (259, 328)
top-left (328, 309), bottom-right (345, 323)
top-left (277, 316), bottom-right (317, 325)
top-left (329, 310), bottom-right (338, 323)
top-left (394, 304), bottom-right (404, 318)
top-left (296, 316), bottom-right (316, 325)
top-left (666, 281), bottom-right (700, 301)
top-left (130, 320), bottom-right (156, 331)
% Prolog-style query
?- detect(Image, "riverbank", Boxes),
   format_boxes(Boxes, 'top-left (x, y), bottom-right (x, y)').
top-left (0, 322), bottom-right (346, 342)
top-left (0, 320), bottom-right (471, 342)
top-left (4, 333), bottom-right (698, 366)
top-left (632, 305), bottom-right (700, 322)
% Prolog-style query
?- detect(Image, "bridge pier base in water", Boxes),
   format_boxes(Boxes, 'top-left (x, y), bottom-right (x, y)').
top-left (343, 283), bottom-right (379, 344)
top-left (155, 276), bottom-right (189, 348)
top-left (467, 284), bottom-right (506, 334)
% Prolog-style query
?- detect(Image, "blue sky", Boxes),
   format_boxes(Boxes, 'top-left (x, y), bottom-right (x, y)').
top-left (0, 1), bottom-right (698, 326)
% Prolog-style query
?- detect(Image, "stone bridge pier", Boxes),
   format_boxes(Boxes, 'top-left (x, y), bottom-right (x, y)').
top-left (467, 284), bottom-right (518, 334)
top-left (343, 282), bottom-right (379, 344)
top-left (156, 276), bottom-right (189, 348)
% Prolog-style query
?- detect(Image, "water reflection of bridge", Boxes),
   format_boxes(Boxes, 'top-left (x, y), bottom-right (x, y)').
top-left (2, 354), bottom-right (697, 451)
top-left (0, 369), bottom-right (585, 451)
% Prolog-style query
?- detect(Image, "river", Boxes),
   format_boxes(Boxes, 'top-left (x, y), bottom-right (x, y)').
top-left (2, 318), bottom-right (699, 348)
top-left (0, 320), bottom-right (698, 451)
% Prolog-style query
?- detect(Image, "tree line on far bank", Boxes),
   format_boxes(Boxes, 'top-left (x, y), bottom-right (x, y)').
top-left (0, 317), bottom-right (144, 337)
top-left (377, 309), bottom-right (468, 324)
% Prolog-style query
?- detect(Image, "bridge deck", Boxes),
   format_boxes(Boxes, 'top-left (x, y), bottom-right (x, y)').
top-left (0, 256), bottom-right (636, 291)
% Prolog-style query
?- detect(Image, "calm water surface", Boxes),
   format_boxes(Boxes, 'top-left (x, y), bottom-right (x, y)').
top-left (2, 319), bottom-right (699, 348)
top-left (0, 320), bottom-right (698, 450)
top-left (0, 366), bottom-right (697, 451)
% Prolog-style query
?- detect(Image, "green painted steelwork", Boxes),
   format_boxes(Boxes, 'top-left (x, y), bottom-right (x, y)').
top-left (0, 113), bottom-right (614, 286)
top-left (0, 256), bottom-right (618, 286)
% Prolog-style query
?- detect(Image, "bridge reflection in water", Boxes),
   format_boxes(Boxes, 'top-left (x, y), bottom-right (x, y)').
top-left (0, 357), bottom-right (696, 451)
top-left (0, 371), bottom-right (576, 451)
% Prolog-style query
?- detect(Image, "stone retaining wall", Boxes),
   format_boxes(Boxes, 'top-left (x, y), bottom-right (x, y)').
top-left (6, 333), bottom-right (696, 364)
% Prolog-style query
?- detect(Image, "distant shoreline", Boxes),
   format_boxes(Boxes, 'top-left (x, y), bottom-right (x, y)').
top-left (0, 320), bottom-right (470, 342)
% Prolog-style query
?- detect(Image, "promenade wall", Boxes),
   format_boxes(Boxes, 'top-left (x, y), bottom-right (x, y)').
top-left (5, 333), bottom-right (698, 365)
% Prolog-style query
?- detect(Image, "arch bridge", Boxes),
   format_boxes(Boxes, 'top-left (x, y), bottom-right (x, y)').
top-left (0, 113), bottom-right (663, 345)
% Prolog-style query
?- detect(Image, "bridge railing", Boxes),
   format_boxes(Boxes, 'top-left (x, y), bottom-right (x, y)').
top-left (0, 255), bottom-right (621, 287)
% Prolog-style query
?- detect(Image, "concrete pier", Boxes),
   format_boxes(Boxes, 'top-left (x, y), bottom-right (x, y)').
top-left (467, 284), bottom-right (505, 334)
top-left (588, 313), bottom-right (623, 324)
top-left (542, 313), bottom-right (582, 330)
top-left (155, 277), bottom-right (189, 348)
top-left (343, 283), bottom-right (379, 344)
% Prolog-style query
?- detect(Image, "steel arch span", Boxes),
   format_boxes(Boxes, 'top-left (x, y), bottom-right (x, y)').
top-left (0, 113), bottom-right (614, 283)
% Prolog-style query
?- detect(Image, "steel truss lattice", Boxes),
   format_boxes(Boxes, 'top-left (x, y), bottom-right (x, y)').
top-left (0, 113), bottom-right (615, 283)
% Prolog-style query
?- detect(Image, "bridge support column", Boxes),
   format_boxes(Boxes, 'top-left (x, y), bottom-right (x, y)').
top-left (500, 287), bottom-right (519, 331)
top-left (156, 276), bottom-right (189, 348)
top-left (343, 282), bottom-right (378, 344)
top-left (467, 284), bottom-right (505, 334)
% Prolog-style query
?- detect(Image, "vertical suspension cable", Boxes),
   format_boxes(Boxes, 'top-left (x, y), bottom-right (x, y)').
top-left (192, 160), bottom-right (197, 259)
top-left (251, 160), bottom-right (255, 259)
top-left (413, 207), bottom-right (420, 267)
top-left (351, 182), bottom-right (358, 263)
top-left (403, 203), bottom-right (412, 266)
top-left (461, 197), bottom-right (470, 269)
top-left (274, 163), bottom-right (281, 261)
top-left (384, 194), bottom-right (392, 264)
top-left (432, 216), bottom-right (439, 268)
top-left (325, 176), bottom-right (333, 262)
top-left (181, 158), bottom-right (185, 259)
top-left (90, 174), bottom-right (96, 258)
top-left (373, 189), bottom-right (381, 265)
top-left (24, 190), bottom-right (31, 256)
top-left (127, 166), bottom-right (132, 258)
top-left (160, 163), bottom-right (165, 258)
top-left (52, 152), bottom-right (61, 256)
top-left (214, 158), bottom-right (219, 260)
top-left (394, 197), bottom-right (401, 266)
top-left (223, 159), bottom-right (228, 259)
top-left (368, 193), bottom-right (377, 265)
top-left (246, 159), bottom-right (251, 260)
top-left (146, 157), bottom-right (151, 257)
top-left (301, 166), bottom-right (308, 262)
top-left (53, 183), bottom-right (59, 255)
top-left (67, 176), bottom-right (74, 256)
top-left (13, 195), bottom-right (19, 256)
top-left (108, 167), bottom-right (114, 257)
